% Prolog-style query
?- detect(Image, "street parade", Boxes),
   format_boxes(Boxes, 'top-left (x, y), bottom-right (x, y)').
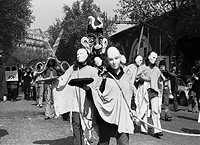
top-left (1, 0), bottom-right (200, 145)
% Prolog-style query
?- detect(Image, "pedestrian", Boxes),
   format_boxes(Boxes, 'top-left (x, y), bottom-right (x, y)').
top-left (159, 60), bottom-right (172, 121)
top-left (85, 47), bottom-right (137, 145)
top-left (170, 66), bottom-right (179, 112)
top-left (33, 63), bottom-right (45, 108)
top-left (190, 60), bottom-right (200, 114)
top-left (43, 58), bottom-right (59, 120)
top-left (22, 67), bottom-right (32, 100)
top-left (56, 48), bottom-right (99, 145)
top-left (0, 50), bottom-right (8, 102)
top-left (145, 51), bottom-right (165, 138)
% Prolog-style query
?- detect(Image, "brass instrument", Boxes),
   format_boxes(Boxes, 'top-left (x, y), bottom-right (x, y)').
top-left (34, 57), bottom-right (70, 75)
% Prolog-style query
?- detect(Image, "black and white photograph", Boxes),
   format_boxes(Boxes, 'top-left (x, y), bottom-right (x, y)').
top-left (1, 0), bottom-right (200, 145)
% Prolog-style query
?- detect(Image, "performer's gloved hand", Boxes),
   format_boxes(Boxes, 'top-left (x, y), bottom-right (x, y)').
top-left (81, 84), bottom-right (90, 91)
top-left (81, 84), bottom-right (93, 100)
top-left (138, 78), bottom-right (144, 84)
top-left (130, 110), bottom-right (140, 126)
top-left (192, 74), bottom-right (199, 80)
top-left (130, 110), bottom-right (137, 118)
top-left (52, 78), bottom-right (59, 86)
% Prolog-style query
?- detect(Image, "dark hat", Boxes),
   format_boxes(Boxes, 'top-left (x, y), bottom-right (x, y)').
top-left (159, 60), bottom-right (166, 67)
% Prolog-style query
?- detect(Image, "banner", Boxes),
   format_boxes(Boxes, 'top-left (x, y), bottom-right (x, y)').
top-left (52, 28), bottom-right (64, 53)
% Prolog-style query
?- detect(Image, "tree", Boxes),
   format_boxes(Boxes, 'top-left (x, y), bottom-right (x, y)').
top-left (47, 0), bottom-right (117, 65)
top-left (12, 46), bottom-right (49, 65)
top-left (115, 0), bottom-right (200, 59)
top-left (0, 0), bottom-right (34, 54)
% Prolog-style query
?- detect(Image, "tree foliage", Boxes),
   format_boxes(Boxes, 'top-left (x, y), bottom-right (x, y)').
top-left (116, 0), bottom-right (200, 53)
top-left (47, 0), bottom-right (117, 65)
top-left (12, 46), bottom-right (48, 65)
top-left (0, 0), bottom-right (34, 54)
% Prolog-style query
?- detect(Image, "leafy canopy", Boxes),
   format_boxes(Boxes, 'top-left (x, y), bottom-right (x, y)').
top-left (115, 0), bottom-right (200, 40)
top-left (0, 0), bottom-right (34, 54)
top-left (47, 0), bottom-right (116, 64)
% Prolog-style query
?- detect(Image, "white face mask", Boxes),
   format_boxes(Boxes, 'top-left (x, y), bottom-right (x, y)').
top-left (94, 57), bottom-right (102, 67)
top-left (107, 47), bottom-right (121, 70)
top-left (148, 52), bottom-right (157, 64)
top-left (77, 49), bottom-right (88, 63)
top-left (135, 55), bottom-right (143, 66)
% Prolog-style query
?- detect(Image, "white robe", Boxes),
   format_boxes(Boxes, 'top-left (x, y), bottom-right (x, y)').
top-left (91, 72), bottom-right (135, 134)
top-left (53, 65), bottom-right (98, 130)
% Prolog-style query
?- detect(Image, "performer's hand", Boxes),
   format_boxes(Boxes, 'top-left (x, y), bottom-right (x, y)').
top-left (81, 84), bottom-right (90, 91)
top-left (52, 78), bottom-right (58, 83)
top-left (130, 110), bottom-right (137, 120)
top-left (130, 110), bottom-right (137, 117)
top-left (192, 74), bottom-right (199, 80)
top-left (130, 110), bottom-right (141, 126)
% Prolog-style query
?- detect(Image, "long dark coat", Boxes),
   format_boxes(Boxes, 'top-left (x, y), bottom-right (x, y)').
top-left (0, 64), bottom-right (8, 99)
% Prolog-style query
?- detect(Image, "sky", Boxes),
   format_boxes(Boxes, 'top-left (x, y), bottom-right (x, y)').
top-left (30, 0), bottom-right (133, 33)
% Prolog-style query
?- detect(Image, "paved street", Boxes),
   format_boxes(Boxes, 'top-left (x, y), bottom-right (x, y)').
top-left (1, 93), bottom-right (200, 145)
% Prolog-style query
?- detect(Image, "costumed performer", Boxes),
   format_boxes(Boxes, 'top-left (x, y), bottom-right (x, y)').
top-left (55, 48), bottom-right (99, 145)
top-left (133, 55), bottom-right (150, 135)
top-left (83, 47), bottom-right (137, 145)
top-left (145, 51), bottom-right (165, 138)
top-left (33, 63), bottom-right (45, 108)
top-left (44, 58), bottom-right (60, 120)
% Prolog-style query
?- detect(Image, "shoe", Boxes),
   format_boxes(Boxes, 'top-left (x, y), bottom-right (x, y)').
top-left (45, 117), bottom-right (51, 120)
top-left (165, 117), bottom-right (172, 121)
top-left (153, 132), bottom-right (163, 138)
top-left (158, 132), bottom-right (163, 136)
top-left (192, 110), bottom-right (198, 113)
top-left (54, 115), bottom-right (59, 119)
top-left (174, 109), bottom-right (179, 112)
top-left (3, 96), bottom-right (7, 102)
top-left (141, 132), bottom-right (148, 135)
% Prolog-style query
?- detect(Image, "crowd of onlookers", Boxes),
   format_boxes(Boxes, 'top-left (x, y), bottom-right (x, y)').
top-left (1, 66), bottom-right (46, 105)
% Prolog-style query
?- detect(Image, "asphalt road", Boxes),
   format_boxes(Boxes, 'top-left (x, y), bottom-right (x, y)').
top-left (0, 95), bottom-right (200, 145)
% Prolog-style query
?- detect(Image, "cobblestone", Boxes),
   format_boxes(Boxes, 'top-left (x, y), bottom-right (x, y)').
top-left (1, 94), bottom-right (200, 145)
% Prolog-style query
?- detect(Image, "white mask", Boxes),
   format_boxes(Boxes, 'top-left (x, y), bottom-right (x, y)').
top-left (94, 57), bottom-right (102, 67)
top-left (77, 49), bottom-right (88, 63)
top-left (148, 52), bottom-right (157, 64)
top-left (135, 55), bottom-right (143, 66)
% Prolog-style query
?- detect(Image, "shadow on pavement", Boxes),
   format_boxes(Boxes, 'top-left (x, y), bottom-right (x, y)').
top-left (0, 129), bottom-right (9, 138)
top-left (33, 136), bottom-right (73, 145)
top-left (181, 128), bottom-right (200, 134)
top-left (176, 115), bottom-right (197, 121)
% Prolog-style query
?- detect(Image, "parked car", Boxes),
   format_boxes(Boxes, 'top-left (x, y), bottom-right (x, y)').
top-left (176, 78), bottom-right (190, 106)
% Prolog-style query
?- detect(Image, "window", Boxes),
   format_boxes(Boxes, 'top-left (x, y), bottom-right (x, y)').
top-left (5, 67), bottom-right (10, 71)
top-left (12, 67), bottom-right (17, 71)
